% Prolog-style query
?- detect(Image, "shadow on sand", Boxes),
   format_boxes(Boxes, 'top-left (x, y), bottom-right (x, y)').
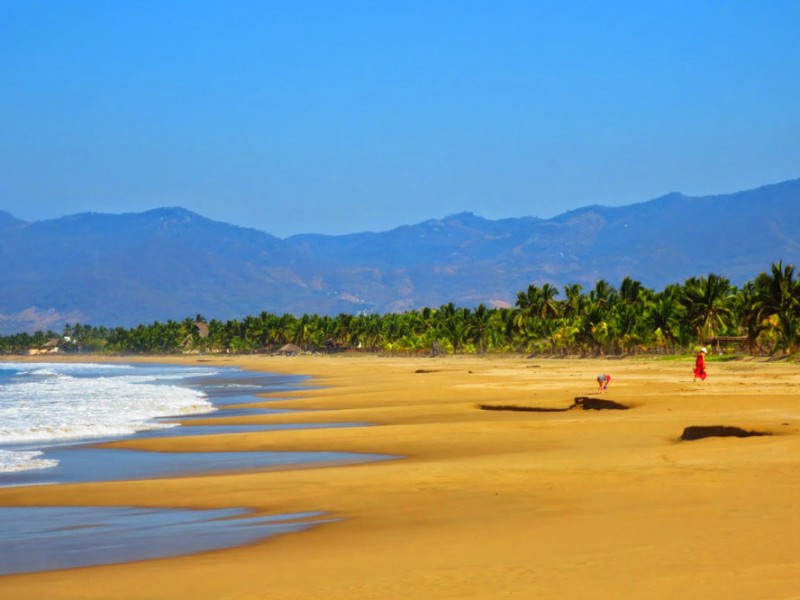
top-left (477, 396), bottom-right (630, 413)
top-left (680, 425), bottom-right (771, 441)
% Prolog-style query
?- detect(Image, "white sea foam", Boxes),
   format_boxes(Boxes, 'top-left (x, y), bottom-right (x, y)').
top-left (0, 362), bottom-right (217, 473)
top-left (0, 449), bottom-right (59, 473)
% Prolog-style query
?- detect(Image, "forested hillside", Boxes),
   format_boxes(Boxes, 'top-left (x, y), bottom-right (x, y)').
top-left (1, 178), bottom-right (799, 334)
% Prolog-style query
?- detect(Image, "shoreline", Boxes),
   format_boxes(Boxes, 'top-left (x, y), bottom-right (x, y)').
top-left (1, 353), bottom-right (800, 599)
top-left (0, 362), bottom-right (386, 488)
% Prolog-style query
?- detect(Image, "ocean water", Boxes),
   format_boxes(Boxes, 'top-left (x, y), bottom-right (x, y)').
top-left (0, 506), bottom-right (333, 575)
top-left (0, 362), bottom-right (218, 474)
top-left (0, 361), bottom-right (394, 574)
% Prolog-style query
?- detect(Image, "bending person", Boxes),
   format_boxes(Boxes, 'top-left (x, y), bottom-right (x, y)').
top-left (596, 374), bottom-right (611, 394)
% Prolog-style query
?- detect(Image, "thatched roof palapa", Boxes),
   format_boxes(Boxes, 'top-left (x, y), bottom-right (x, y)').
top-left (276, 343), bottom-right (303, 355)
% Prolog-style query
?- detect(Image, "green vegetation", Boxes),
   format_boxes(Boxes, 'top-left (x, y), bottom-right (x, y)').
top-left (3, 262), bottom-right (800, 357)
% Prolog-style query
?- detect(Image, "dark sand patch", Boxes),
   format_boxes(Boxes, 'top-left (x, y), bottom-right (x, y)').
top-left (570, 396), bottom-right (630, 411)
top-left (477, 404), bottom-right (571, 413)
top-left (477, 396), bottom-right (630, 413)
top-left (680, 425), bottom-right (771, 441)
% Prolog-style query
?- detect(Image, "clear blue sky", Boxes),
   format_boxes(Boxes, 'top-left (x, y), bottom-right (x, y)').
top-left (2, 1), bottom-right (799, 237)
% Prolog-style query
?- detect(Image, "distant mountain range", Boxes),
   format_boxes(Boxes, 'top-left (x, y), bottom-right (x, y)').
top-left (2, 178), bottom-right (800, 334)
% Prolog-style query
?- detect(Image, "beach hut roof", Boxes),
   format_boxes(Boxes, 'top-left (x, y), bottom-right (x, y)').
top-left (276, 343), bottom-right (303, 355)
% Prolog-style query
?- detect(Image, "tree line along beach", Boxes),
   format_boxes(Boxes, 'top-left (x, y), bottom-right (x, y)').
top-left (3, 262), bottom-right (800, 357)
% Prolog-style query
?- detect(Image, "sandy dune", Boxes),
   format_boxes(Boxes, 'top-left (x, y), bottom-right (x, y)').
top-left (1, 354), bottom-right (799, 599)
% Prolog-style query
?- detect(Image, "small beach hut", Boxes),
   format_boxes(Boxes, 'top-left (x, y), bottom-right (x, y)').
top-left (276, 343), bottom-right (303, 356)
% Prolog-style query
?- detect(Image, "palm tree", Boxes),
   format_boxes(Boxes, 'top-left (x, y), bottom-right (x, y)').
top-left (577, 305), bottom-right (610, 355)
top-left (465, 304), bottom-right (492, 353)
top-left (516, 283), bottom-right (561, 319)
top-left (515, 285), bottom-right (538, 314)
top-left (333, 313), bottom-right (354, 350)
top-left (562, 283), bottom-right (584, 319)
top-left (537, 284), bottom-right (561, 320)
top-left (609, 303), bottom-right (643, 354)
top-left (681, 274), bottom-right (735, 344)
top-left (437, 303), bottom-right (469, 353)
top-left (733, 281), bottom-right (768, 353)
top-left (589, 279), bottom-right (618, 310)
top-left (753, 261), bottom-right (800, 353)
top-left (648, 285), bottom-right (685, 352)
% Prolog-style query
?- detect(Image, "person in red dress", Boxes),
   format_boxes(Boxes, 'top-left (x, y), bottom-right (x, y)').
top-left (693, 347), bottom-right (708, 382)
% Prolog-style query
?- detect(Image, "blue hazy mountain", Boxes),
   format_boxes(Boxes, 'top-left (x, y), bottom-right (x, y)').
top-left (1, 178), bottom-right (799, 333)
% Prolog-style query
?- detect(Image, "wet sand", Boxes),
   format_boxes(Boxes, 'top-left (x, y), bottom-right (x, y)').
top-left (1, 354), bottom-right (799, 599)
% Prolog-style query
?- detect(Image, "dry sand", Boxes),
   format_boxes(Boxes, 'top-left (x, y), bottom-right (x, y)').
top-left (1, 353), bottom-right (799, 599)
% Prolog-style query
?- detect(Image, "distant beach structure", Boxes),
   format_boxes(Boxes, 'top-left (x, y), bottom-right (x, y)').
top-left (276, 343), bottom-right (303, 356)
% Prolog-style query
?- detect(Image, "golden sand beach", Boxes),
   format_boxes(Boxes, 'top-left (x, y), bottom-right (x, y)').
top-left (1, 354), bottom-right (799, 599)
